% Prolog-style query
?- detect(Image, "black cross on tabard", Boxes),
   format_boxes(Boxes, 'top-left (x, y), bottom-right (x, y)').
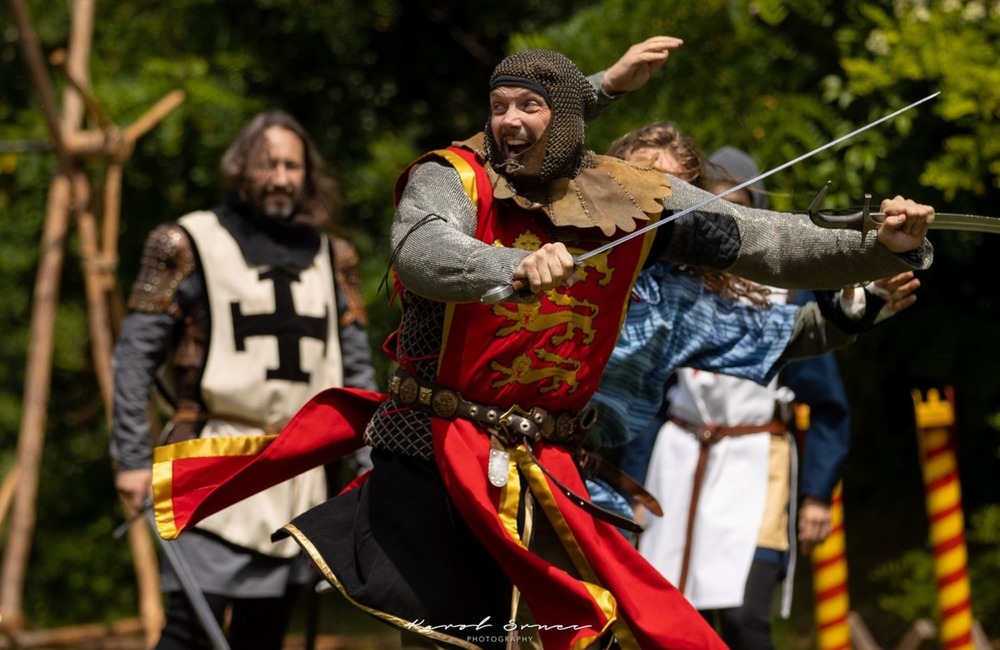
top-left (230, 268), bottom-right (328, 383)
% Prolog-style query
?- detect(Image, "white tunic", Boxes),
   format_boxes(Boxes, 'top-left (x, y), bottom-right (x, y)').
top-left (637, 290), bottom-right (797, 612)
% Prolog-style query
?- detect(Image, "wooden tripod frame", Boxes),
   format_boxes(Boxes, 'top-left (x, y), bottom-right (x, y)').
top-left (2, 0), bottom-right (184, 645)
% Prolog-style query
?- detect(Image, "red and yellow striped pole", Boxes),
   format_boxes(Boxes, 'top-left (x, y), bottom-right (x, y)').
top-left (811, 481), bottom-right (850, 650)
top-left (912, 387), bottom-right (974, 650)
top-left (798, 404), bottom-right (851, 650)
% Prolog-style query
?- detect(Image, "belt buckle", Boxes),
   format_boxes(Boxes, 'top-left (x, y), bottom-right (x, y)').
top-left (498, 404), bottom-right (539, 440)
top-left (698, 424), bottom-right (722, 445)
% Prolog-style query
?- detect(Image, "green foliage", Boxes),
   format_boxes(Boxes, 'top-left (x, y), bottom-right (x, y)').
top-left (871, 505), bottom-right (1000, 636)
top-left (837, 0), bottom-right (1000, 203)
top-left (967, 505), bottom-right (1000, 632)
top-left (871, 547), bottom-right (938, 621)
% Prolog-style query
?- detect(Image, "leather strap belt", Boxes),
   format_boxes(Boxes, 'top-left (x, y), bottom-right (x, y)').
top-left (577, 449), bottom-right (663, 517)
top-left (668, 415), bottom-right (787, 447)
top-left (388, 368), bottom-right (592, 447)
top-left (168, 409), bottom-right (280, 443)
top-left (524, 442), bottom-right (644, 535)
top-left (388, 369), bottom-right (645, 532)
top-left (668, 414), bottom-right (788, 594)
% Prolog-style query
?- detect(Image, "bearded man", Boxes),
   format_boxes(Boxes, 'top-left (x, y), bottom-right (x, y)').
top-left (150, 41), bottom-right (934, 650)
top-left (111, 111), bottom-right (376, 650)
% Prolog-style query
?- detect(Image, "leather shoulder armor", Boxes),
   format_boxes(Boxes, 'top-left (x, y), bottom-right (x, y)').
top-left (127, 223), bottom-right (197, 316)
top-left (331, 236), bottom-right (369, 329)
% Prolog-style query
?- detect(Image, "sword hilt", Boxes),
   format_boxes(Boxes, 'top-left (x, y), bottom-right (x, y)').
top-left (480, 262), bottom-right (588, 304)
top-left (808, 181), bottom-right (882, 242)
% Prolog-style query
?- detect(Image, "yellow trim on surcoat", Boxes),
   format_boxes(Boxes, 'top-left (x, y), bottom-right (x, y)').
top-left (511, 448), bottom-right (628, 650)
top-left (282, 523), bottom-right (483, 650)
top-left (432, 148), bottom-right (480, 207)
top-left (152, 435), bottom-right (277, 540)
top-left (498, 452), bottom-right (525, 546)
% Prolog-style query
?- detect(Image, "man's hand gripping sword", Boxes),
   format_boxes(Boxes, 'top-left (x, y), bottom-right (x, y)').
top-left (481, 92), bottom-right (940, 305)
top-left (809, 180), bottom-right (1000, 240)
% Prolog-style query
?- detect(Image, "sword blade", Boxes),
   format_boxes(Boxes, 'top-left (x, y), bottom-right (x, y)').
top-left (147, 509), bottom-right (232, 650)
top-left (575, 92), bottom-right (940, 265)
top-left (927, 213), bottom-right (1000, 234)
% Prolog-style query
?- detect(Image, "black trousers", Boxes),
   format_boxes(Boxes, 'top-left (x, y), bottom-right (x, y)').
top-left (155, 585), bottom-right (302, 650)
top-left (700, 558), bottom-right (782, 650)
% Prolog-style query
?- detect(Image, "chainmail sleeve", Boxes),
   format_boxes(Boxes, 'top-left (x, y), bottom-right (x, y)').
top-left (585, 71), bottom-right (621, 123)
top-left (391, 160), bottom-right (529, 302)
top-left (660, 179), bottom-right (934, 289)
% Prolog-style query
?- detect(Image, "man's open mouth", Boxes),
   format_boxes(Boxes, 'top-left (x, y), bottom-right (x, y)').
top-left (503, 137), bottom-right (534, 157)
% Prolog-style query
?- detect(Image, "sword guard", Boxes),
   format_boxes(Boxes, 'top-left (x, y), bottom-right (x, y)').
top-left (808, 181), bottom-right (880, 243)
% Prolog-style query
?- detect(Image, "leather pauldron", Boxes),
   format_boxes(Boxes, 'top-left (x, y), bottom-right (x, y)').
top-left (127, 223), bottom-right (196, 316)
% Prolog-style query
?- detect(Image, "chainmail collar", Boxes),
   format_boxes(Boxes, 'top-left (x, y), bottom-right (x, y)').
top-left (483, 49), bottom-right (596, 186)
top-left (458, 134), bottom-right (671, 236)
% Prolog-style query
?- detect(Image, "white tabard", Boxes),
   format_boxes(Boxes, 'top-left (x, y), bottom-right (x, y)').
top-left (178, 211), bottom-right (342, 557)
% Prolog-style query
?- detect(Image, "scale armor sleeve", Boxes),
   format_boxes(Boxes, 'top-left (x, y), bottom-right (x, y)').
top-left (661, 179), bottom-right (933, 290)
top-left (331, 236), bottom-right (369, 329)
top-left (126, 224), bottom-right (196, 317)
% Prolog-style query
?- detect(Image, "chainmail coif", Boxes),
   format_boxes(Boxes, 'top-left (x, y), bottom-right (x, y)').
top-left (484, 49), bottom-right (598, 186)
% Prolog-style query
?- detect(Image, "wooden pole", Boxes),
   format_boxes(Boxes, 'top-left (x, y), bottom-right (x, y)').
top-left (0, 172), bottom-right (72, 633)
top-left (0, 0), bottom-right (82, 631)
top-left (0, 468), bottom-right (22, 532)
top-left (72, 171), bottom-right (116, 417)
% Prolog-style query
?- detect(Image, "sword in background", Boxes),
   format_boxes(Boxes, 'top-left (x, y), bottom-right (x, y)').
top-left (112, 499), bottom-right (231, 650)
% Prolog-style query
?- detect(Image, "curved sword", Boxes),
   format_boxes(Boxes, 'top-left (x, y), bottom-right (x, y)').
top-left (808, 180), bottom-right (1000, 240)
top-left (481, 92), bottom-right (941, 304)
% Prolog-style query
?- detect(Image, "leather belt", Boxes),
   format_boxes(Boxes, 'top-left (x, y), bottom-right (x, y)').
top-left (388, 368), bottom-right (592, 447)
top-left (387, 368), bottom-right (646, 533)
top-left (577, 449), bottom-right (663, 517)
top-left (668, 414), bottom-right (788, 594)
top-left (668, 415), bottom-right (787, 446)
top-left (168, 409), bottom-right (280, 443)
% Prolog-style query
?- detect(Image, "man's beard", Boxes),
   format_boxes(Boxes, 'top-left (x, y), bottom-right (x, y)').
top-left (252, 189), bottom-right (302, 224)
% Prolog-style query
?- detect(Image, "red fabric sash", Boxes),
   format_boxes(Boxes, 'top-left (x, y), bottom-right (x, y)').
top-left (433, 420), bottom-right (727, 650)
top-left (152, 387), bottom-right (385, 539)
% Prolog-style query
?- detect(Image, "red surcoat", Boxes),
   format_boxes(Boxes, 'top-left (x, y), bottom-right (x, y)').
top-left (153, 143), bottom-right (728, 650)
